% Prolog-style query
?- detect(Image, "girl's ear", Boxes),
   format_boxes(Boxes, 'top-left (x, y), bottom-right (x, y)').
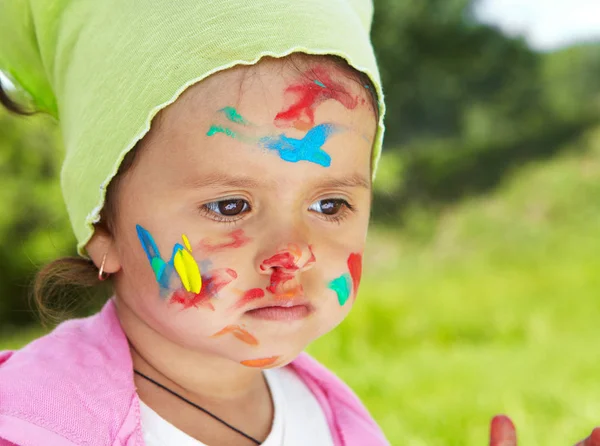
top-left (85, 226), bottom-right (122, 275)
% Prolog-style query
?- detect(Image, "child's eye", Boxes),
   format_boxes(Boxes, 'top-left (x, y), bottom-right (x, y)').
top-left (202, 199), bottom-right (250, 222)
top-left (308, 198), bottom-right (354, 223)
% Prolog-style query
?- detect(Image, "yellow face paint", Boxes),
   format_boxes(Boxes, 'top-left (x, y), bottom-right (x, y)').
top-left (182, 234), bottom-right (192, 252)
top-left (173, 250), bottom-right (191, 291)
top-left (173, 235), bottom-right (202, 294)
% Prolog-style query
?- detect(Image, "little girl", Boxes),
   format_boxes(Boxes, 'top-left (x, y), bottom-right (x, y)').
top-left (0, 0), bottom-right (389, 445)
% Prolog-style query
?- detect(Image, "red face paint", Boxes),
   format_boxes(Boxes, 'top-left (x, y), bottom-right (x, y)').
top-left (274, 66), bottom-right (359, 130)
top-left (265, 269), bottom-right (294, 294)
top-left (170, 268), bottom-right (237, 310)
top-left (211, 325), bottom-right (259, 346)
top-left (306, 245), bottom-right (316, 267)
top-left (261, 246), bottom-right (314, 298)
top-left (260, 252), bottom-right (299, 271)
top-left (199, 229), bottom-right (251, 253)
top-left (233, 288), bottom-right (265, 310)
top-left (347, 253), bottom-right (362, 299)
top-left (240, 356), bottom-right (281, 368)
top-left (171, 288), bottom-right (216, 311)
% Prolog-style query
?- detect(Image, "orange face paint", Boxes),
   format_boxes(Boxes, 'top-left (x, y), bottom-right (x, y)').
top-left (240, 356), bottom-right (281, 368)
top-left (211, 325), bottom-right (259, 346)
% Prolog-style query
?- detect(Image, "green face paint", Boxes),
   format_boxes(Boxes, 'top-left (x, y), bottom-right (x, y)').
top-left (206, 125), bottom-right (238, 138)
top-left (219, 106), bottom-right (249, 125)
top-left (328, 273), bottom-right (352, 306)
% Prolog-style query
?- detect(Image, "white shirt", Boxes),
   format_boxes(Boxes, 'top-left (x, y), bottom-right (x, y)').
top-left (139, 366), bottom-right (334, 446)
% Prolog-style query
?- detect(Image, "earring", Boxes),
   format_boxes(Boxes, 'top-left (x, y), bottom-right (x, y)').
top-left (98, 252), bottom-right (110, 281)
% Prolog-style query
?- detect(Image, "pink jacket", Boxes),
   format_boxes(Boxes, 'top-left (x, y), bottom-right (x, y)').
top-left (0, 299), bottom-right (389, 446)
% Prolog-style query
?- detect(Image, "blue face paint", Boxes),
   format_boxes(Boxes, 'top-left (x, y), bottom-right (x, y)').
top-left (314, 80), bottom-right (326, 88)
top-left (136, 225), bottom-right (185, 293)
top-left (328, 273), bottom-right (352, 306)
top-left (259, 123), bottom-right (338, 167)
top-left (207, 105), bottom-right (340, 167)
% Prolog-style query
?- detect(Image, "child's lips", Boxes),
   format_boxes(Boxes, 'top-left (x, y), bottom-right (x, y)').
top-left (245, 299), bottom-right (315, 321)
top-left (245, 305), bottom-right (313, 321)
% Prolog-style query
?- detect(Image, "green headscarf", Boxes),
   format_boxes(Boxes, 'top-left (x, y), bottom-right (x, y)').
top-left (0, 0), bottom-right (385, 256)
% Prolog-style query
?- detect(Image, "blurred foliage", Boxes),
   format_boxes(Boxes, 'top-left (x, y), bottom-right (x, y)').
top-left (370, 0), bottom-right (600, 225)
top-left (0, 111), bottom-right (76, 328)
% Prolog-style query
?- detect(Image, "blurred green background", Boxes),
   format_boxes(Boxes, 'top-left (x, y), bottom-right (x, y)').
top-left (1, 0), bottom-right (600, 444)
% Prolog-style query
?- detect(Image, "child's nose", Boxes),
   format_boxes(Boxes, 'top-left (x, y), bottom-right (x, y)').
top-left (256, 242), bottom-right (316, 275)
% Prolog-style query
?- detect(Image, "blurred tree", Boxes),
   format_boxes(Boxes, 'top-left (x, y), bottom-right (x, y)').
top-left (372, 0), bottom-right (547, 146)
top-left (541, 43), bottom-right (600, 120)
top-left (0, 109), bottom-right (75, 327)
top-left (370, 0), bottom-right (599, 224)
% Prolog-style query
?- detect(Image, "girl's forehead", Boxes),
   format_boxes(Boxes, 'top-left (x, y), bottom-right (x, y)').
top-left (163, 58), bottom-right (373, 126)
top-left (136, 57), bottom-right (376, 185)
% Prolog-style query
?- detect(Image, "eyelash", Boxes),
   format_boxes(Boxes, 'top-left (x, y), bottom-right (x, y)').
top-left (199, 199), bottom-right (250, 225)
top-left (199, 198), bottom-right (355, 224)
top-left (311, 199), bottom-right (355, 224)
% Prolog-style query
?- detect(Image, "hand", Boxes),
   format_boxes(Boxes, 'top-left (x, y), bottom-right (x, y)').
top-left (489, 414), bottom-right (600, 446)
top-left (574, 428), bottom-right (600, 446)
top-left (489, 415), bottom-right (517, 446)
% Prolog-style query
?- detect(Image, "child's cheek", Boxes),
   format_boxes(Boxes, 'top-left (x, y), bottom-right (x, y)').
top-left (327, 252), bottom-right (363, 306)
top-left (136, 225), bottom-right (253, 311)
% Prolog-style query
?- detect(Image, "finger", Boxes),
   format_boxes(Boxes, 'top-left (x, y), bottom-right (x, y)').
top-left (579, 428), bottom-right (600, 446)
top-left (490, 415), bottom-right (517, 446)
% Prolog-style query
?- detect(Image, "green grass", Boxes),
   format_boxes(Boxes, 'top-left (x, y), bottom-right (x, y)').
top-left (4, 127), bottom-right (600, 444)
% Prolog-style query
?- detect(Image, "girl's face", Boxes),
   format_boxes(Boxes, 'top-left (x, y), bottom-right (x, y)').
top-left (106, 57), bottom-right (377, 369)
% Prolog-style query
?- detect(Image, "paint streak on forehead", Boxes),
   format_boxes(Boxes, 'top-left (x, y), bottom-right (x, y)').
top-left (274, 65), bottom-right (362, 131)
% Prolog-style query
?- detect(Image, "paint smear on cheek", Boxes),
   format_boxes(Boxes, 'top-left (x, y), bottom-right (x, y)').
top-left (259, 123), bottom-right (338, 167)
top-left (171, 288), bottom-right (215, 311)
top-left (136, 225), bottom-right (202, 295)
top-left (233, 288), bottom-right (265, 309)
top-left (136, 225), bottom-right (170, 289)
top-left (274, 67), bottom-right (359, 130)
top-left (347, 253), bottom-right (363, 299)
top-left (172, 235), bottom-right (202, 294)
top-left (211, 325), bottom-right (259, 346)
top-left (240, 356), bottom-right (281, 368)
top-left (170, 268), bottom-right (237, 310)
top-left (328, 273), bottom-right (352, 306)
top-left (199, 229), bottom-right (251, 253)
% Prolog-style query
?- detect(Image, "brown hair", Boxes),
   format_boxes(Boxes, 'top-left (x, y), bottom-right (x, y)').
top-left (31, 146), bottom-right (141, 325)
top-left (1, 54), bottom-right (378, 325)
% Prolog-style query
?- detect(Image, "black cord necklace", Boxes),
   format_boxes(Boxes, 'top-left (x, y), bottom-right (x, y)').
top-left (134, 369), bottom-right (261, 445)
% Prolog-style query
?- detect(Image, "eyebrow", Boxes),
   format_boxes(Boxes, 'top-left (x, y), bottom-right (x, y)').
top-left (314, 173), bottom-right (371, 189)
top-left (182, 172), bottom-right (263, 189)
top-left (181, 171), bottom-right (370, 190)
